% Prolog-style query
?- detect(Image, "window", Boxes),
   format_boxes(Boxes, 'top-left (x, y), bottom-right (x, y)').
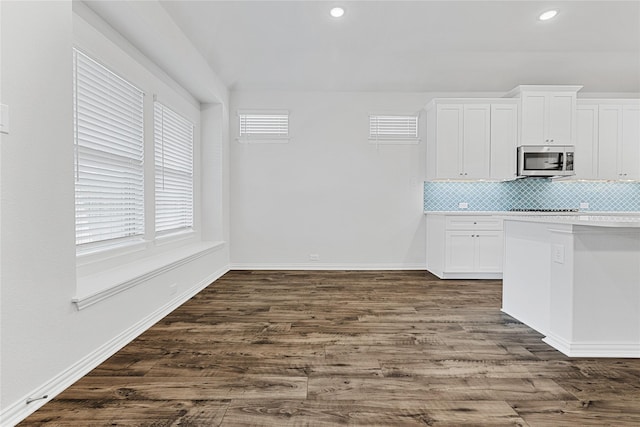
top-left (369, 114), bottom-right (419, 143)
top-left (154, 102), bottom-right (194, 234)
top-left (73, 48), bottom-right (145, 249)
top-left (238, 110), bottom-right (289, 141)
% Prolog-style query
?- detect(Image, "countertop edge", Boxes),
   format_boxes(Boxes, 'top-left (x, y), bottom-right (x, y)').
top-left (424, 211), bottom-right (639, 216)
top-left (496, 214), bottom-right (640, 228)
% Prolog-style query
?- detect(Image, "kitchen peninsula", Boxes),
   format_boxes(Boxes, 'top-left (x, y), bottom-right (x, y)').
top-left (501, 214), bottom-right (640, 357)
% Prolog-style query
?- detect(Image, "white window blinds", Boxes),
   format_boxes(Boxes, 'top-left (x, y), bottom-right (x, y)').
top-left (369, 114), bottom-right (419, 142)
top-left (238, 110), bottom-right (289, 140)
top-left (154, 102), bottom-right (194, 234)
top-left (73, 49), bottom-right (145, 248)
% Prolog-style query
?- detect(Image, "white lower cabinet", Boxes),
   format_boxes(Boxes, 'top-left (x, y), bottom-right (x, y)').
top-left (426, 214), bottom-right (503, 279)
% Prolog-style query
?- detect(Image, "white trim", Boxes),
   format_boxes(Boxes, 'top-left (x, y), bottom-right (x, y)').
top-left (154, 229), bottom-right (197, 246)
top-left (73, 241), bottom-right (225, 310)
top-left (543, 334), bottom-right (640, 358)
top-left (230, 263), bottom-right (426, 271)
top-left (505, 85), bottom-right (583, 98)
top-left (76, 238), bottom-right (149, 265)
top-left (0, 266), bottom-right (230, 427)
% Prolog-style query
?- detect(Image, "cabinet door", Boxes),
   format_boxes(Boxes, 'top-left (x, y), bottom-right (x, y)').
top-left (445, 232), bottom-right (475, 272)
top-left (598, 105), bottom-right (622, 180)
top-left (520, 94), bottom-right (546, 145)
top-left (547, 93), bottom-right (575, 145)
top-left (621, 105), bottom-right (640, 180)
top-left (462, 104), bottom-right (491, 179)
top-left (490, 104), bottom-right (518, 180)
top-left (476, 231), bottom-right (504, 272)
top-left (435, 105), bottom-right (463, 179)
top-left (575, 105), bottom-right (599, 180)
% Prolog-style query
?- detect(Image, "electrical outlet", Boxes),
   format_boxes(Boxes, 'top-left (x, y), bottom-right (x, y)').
top-left (458, 202), bottom-right (469, 209)
top-left (580, 202), bottom-right (589, 210)
top-left (552, 244), bottom-right (565, 264)
top-left (169, 283), bottom-right (178, 296)
top-left (309, 254), bottom-right (320, 261)
top-left (0, 104), bottom-right (9, 135)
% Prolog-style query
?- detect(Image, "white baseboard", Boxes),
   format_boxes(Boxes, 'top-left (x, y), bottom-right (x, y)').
top-left (230, 263), bottom-right (427, 270)
top-left (436, 272), bottom-right (502, 280)
top-left (543, 334), bottom-right (640, 358)
top-left (0, 266), bottom-right (230, 427)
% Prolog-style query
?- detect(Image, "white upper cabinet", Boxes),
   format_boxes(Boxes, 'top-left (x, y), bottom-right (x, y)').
top-left (620, 104), bottom-right (640, 180)
top-left (577, 100), bottom-right (640, 181)
top-left (598, 104), bottom-right (624, 180)
top-left (507, 85), bottom-right (582, 146)
top-left (575, 103), bottom-right (599, 180)
top-left (428, 103), bottom-right (490, 179)
top-left (462, 104), bottom-right (491, 179)
top-left (426, 99), bottom-right (517, 181)
top-left (433, 104), bottom-right (464, 179)
top-left (600, 103), bottom-right (640, 180)
top-left (490, 103), bottom-right (518, 180)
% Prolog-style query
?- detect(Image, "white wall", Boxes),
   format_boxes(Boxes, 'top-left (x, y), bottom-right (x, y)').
top-left (230, 91), bottom-right (428, 268)
top-left (0, 2), bottom-right (230, 424)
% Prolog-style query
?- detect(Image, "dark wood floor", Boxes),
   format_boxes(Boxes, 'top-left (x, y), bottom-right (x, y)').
top-left (20, 270), bottom-right (640, 426)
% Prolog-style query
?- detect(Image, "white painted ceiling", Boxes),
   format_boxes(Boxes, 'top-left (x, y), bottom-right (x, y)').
top-left (86, 1), bottom-right (640, 94)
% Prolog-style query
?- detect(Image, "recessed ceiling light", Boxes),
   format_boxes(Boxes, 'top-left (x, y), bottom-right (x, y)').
top-left (539, 10), bottom-right (558, 21)
top-left (330, 7), bottom-right (345, 18)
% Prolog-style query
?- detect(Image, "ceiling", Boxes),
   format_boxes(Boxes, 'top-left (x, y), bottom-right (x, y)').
top-left (86, 1), bottom-right (640, 94)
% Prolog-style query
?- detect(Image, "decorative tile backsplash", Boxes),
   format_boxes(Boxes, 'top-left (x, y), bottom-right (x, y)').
top-left (424, 179), bottom-right (640, 212)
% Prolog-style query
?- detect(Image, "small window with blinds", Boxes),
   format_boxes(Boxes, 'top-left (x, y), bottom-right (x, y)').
top-left (73, 48), bottom-right (145, 250)
top-left (238, 110), bottom-right (289, 142)
top-left (369, 114), bottom-right (419, 144)
top-left (154, 102), bottom-right (194, 235)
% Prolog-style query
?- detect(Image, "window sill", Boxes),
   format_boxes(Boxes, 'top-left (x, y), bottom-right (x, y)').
top-left (73, 241), bottom-right (225, 310)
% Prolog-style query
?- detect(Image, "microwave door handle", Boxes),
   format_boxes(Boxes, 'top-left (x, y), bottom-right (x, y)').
top-left (559, 153), bottom-right (564, 170)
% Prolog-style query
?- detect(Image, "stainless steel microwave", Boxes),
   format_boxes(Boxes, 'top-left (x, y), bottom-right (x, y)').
top-left (517, 145), bottom-right (575, 177)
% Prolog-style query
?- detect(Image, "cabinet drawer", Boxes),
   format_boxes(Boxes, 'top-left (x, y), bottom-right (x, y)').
top-left (445, 216), bottom-right (503, 231)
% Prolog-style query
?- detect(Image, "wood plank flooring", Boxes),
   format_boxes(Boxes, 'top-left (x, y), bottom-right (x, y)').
top-left (19, 270), bottom-right (640, 426)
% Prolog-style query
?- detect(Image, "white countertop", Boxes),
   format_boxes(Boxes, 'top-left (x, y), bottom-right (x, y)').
top-left (498, 213), bottom-right (640, 228)
top-left (424, 211), bottom-right (640, 227)
top-left (424, 211), bottom-right (561, 216)
top-left (424, 210), bottom-right (635, 216)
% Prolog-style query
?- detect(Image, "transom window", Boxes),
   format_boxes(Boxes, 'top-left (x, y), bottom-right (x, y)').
top-left (369, 114), bottom-right (419, 143)
top-left (238, 110), bottom-right (289, 141)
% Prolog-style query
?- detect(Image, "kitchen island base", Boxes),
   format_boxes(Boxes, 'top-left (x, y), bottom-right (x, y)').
top-left (501, 216), bottom-right (640, 358)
